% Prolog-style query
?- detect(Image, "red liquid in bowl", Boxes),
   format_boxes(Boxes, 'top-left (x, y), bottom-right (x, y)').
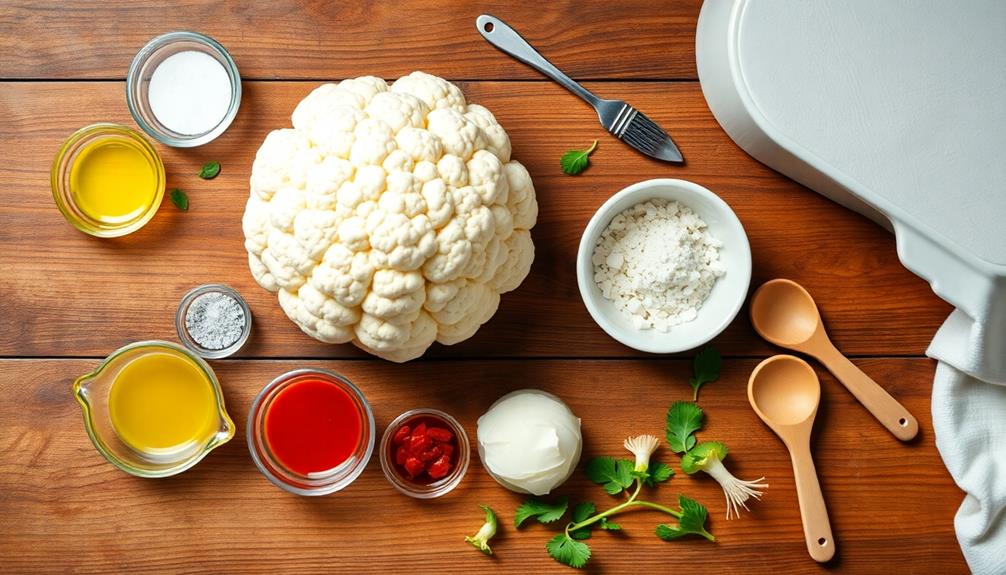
top-left (264, 378), bottom-right (362, 475)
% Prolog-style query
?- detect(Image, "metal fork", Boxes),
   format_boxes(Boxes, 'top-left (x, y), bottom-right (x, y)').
top-left (476, 14), bottom-right (683, 163)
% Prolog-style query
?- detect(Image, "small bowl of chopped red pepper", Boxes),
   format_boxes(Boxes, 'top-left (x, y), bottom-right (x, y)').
top-left (379, 408), bottom-right (470, 498)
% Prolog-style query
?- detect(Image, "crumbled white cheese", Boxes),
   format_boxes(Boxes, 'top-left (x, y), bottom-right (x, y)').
top-left (592, 199), bottom-right (725, 332)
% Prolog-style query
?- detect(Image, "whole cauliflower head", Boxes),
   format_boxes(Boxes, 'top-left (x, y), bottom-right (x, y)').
top-left (243, 72), bottom-right (537, 362)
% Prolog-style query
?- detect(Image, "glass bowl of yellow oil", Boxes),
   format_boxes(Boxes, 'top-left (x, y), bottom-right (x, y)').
top-left (73, 341), bottom-right (235, 477)
top-left (52, 123), bottom-right (165, 237)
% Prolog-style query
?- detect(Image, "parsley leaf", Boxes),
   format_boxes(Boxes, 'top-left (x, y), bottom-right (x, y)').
top-left (642, 461), bottom-right (674, 486)
top-left (655, 495), bottom-right (714, 541)
top-left (689, 347), bottom-right (722, 401)
top-left (599, 517), bottom-right (621, 531)
top-left (569, 502), bottom-right (596, 540)
top-left (169, 188), bottom-right (189, 211)
top-left (515, 497), bottom-right (569, 527)
top-left (197, 161), bottom-right (221, 179)
top-left (666, 401), bottom-right (704, 454)
top-left (559, 140), bottom-right (598, 175)
top-left (585, 457), bottom-right (635, 495)
top-left (546, 533), bottom-right (592, 568)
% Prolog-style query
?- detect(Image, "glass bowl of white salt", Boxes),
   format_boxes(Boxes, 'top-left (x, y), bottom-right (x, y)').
top-left (576, 179), bottom-right (752, 354)
top-left (126, 31), bottom-right (241, 148)
top-left (176, 284), bottom-right (252, 359)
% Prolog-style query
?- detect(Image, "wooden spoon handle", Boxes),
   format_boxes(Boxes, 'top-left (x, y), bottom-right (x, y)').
top-left (818, 345), bottom-right (919, 441)
top-left (791, 442), bottom-right (836, 563)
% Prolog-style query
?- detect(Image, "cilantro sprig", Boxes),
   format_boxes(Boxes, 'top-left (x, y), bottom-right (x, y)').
top-left (516, 435), bottom-right (713, 568)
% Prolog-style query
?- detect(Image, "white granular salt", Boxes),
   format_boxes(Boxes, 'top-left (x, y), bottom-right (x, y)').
top-left (185, 292), bottom-right (247, 350)
top-left (592, 199), bottom-right (725, 332)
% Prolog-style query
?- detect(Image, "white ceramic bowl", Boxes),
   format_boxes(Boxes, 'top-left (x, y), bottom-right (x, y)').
top-left (576, 179), bottom-right (751, 354)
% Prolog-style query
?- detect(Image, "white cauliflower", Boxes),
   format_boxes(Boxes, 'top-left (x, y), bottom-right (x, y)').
top-left (244, 72), bottom-right (537, 362)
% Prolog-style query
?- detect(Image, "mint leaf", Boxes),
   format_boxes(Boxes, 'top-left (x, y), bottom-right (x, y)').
top-left (689, 347), bottom-right (722, 401)
top-left (666, 401), bottom-right (704, 454)
top-left (197, 161), bottom-right (221, 179)
top-left (643, 461), bottom-right (674, 486)
top-left (585, 457), bottom-right (634, 495)
top-left (655, 496), bottom-right (714, 541)
top-left (169, 188), bottom-right (188, 211)
top-left (546, 533), bottom-right (591, 568)
top-left (560, 140), bottom-right (598, 175)
top-left (515, 497), bottom-right (568, 527)
top-left (569, 502), bottom-right (596, 540)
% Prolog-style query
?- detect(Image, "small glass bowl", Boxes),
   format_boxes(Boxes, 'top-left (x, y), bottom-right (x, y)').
top-left (176, 283), bottom-right (252, 359)
top-left (379, 408), bottom-right (470, 499)
top-left (126, 31), bottom-right (241, 147)
top-left (72, 340), bottom-right (235, 478)
top-left (51, 123), bottom-right (165, 238)
top-left (248, 369), bottom-right (376, 496)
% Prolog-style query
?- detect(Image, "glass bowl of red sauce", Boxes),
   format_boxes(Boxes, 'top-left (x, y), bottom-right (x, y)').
top-left (247, 368), bottom-right (375, 496)
top-left (379, 408), bottom-right (470, 498)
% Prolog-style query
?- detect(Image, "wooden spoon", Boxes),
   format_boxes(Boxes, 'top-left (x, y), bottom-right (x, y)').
top-left (750, 279), bottom-right (919, 441)
top-left (749, 355), bottom-right (836, 563)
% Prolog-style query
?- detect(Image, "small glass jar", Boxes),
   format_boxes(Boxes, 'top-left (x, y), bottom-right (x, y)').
top-left (248, 369), bottom-right (376, 496)
top-left (176, 283), bottom-right (252, 359)
top-left (51, 123), bottom-right (165, 238)
top-left (126, 31), bottom-right (241, 147)
top-left (379, 408), bottom-right (470, 498)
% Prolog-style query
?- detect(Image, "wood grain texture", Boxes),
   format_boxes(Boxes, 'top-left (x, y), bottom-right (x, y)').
top-left (0, 81), bottom-right (950, 358)
top-left (0, 358), bottom-right (966, 574)
top-left (0, 0), bottom-right (700, 80)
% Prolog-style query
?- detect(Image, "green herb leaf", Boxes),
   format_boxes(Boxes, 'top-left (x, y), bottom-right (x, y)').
top-left (599, 517), bottom-right (621, 531)
top-left (689, 347), bottom-right (722, 401)
top-left (546, 533), bottom-right (592, 568)
top-left (515, 497), bottom-right (569, 527)
top-left (681, 441), bottom-right (729, 475)
top-left (169, 188), bottom-right (189, 211)
top-left (560, 140), bottom-right (598, 175)
top-left (666, 401), bottom-right (704, 454)
top-left (642, 461), bottom-right (674, 486)
top-left (585, 457), bottom-right (635, 495)
top-left (569, 502), bottom-right (596, 540)
top-left (197, 161), bottom-right (221, 179)
top-left (655, 496), bottom-right (714, 542)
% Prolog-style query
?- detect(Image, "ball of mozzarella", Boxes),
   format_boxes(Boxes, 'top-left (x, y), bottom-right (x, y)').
top-left (476, 389), bottom-right (582, 495)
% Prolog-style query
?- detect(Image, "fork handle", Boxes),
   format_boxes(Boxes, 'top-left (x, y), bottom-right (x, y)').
top-left (476, 15), bottom-right (601, 107)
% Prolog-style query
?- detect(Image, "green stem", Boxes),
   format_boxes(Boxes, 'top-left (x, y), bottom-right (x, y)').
top-left (566, 481), bottom-right (642, 534)
top-left (566, 481), bottom-right (691, 533)
top-left (692, 385), bottom-right (699, 402)
top-left (630, 500), bottom-right (683, 519)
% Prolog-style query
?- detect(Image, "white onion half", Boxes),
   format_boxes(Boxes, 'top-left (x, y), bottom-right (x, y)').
top-left (477, 389), bottom-right (582, 495)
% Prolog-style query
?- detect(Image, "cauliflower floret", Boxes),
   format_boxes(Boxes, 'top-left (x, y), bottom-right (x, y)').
top-left (390, 71), bottom-right (467, 113)
top-left (245, 73), bottom-right (537, 362)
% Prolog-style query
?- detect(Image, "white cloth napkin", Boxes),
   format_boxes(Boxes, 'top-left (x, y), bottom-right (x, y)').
top-left (929, 309), bottom-right (1006, 575)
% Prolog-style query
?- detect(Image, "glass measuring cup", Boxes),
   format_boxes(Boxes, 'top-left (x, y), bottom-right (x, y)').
top-left (73, 340), bottom-right (235, 478)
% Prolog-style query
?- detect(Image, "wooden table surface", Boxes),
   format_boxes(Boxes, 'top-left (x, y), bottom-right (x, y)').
top-left (0, 1), bottom-right (967, 573)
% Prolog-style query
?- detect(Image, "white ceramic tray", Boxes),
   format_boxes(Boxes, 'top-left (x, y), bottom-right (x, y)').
top-left (695, 0), bottom-right (1006, 334)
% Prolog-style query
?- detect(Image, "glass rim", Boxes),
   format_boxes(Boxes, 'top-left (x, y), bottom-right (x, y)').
top-left (247, 368), bottom-right (376, 496)
top-left (126, 30), bottom-right (242, 148)
top-left (51, 123), bottom-right (165, 238)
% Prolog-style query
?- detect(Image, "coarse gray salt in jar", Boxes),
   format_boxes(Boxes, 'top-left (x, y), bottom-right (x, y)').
top-left (176, 284), bottom-right (252, 359)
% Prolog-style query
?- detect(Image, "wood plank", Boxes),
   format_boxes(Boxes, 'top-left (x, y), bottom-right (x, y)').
top-left (0, 0), bottom-right (700, 80)
top-left (0, 358), bottom-right (964, 573)
top-left (0, 81), bottom-right (951, 358)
